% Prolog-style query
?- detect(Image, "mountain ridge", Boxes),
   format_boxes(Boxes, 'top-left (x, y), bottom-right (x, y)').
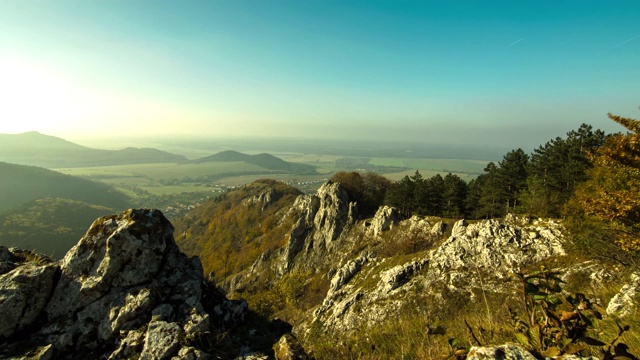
top-left (0, 131), bottom-right (188, 168)
top-left (173, 179), bottom-right (640, 358)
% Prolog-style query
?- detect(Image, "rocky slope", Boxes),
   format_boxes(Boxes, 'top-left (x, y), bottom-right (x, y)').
top-left (175, 180), bottom-right (640, 358)
top-left (4, 180), bottom-right (635, 359)
top-left (0, 209), bottom-right (301, 360)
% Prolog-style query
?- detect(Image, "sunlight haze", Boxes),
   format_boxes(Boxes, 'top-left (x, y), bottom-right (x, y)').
top-left (1, 0), bottom-right (638, 148)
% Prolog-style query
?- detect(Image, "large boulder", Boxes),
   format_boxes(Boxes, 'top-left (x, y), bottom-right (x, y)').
top-left (0, 254), bottom-right (58, 338)
top-left (0, 209), bottom-right (287, 359)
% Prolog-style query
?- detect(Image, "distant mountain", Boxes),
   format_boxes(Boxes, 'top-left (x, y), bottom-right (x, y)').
top-left (0, 131), bottom-right (88, 150)
top-left (0, 198), bottom-right (115, 259)
top-left (192, 150), bottom-right (316, 174)
top-left (0, 161), bottom-right (131, 215)
top-left (0, 131), bottom-right (188, 168)
top-left (192, 150), bottom-right (250, 162)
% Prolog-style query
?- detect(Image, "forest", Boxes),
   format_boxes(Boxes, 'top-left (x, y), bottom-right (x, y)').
top-left (335, 114), bottom-right (640, 253)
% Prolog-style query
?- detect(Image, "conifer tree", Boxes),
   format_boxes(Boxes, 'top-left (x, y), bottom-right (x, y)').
top-left (521, 124), bottom-right (605, 217)
top-left (442, 173), bottom-right (468, 218)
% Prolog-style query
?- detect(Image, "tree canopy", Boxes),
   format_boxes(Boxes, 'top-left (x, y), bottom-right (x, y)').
top-left (569, 114), bottom-right (640, 252)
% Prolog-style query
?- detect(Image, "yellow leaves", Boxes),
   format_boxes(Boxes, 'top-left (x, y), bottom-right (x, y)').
top-left (608, 113), bottom-right (640, 134)
top-left (569, 113), bottom-right (640, 252)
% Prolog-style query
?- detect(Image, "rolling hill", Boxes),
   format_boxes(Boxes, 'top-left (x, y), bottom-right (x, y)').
top-left (191, 150), bottom-right (316, 174)
top-left (0, 198), bottom-right (116, 259)
top-left (0, 161), bottom-right (131, 215)
top-left (0, 131), bottom-right (188, 168)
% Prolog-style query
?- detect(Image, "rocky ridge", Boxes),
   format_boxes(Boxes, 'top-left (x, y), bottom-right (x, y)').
top-left (0, 209), bottom-right (298, 360)
top-left (199, 180), bottom-right (638, 358)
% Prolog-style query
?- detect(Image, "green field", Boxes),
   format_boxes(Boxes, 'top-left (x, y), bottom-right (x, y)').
top-left (367, 158), bottom-right (407, 167)
top-left (400, 158), bottom-right (487, 173)
top-left (55, 162), bottom-right (270, 180)
top-left (53, 156), bottom-right (488, 198)
top-left (139, 185), bottom-right (217, 195)
top-left (383, 169), bottom-right (477, 182)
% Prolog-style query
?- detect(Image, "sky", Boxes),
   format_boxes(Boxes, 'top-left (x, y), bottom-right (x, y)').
top-left (0, 0), bottom-right (638, 149)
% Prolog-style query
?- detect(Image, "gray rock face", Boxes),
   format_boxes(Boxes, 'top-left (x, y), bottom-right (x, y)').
top-left (607, 272), bottom-right (640, 317)
top-left (367, 206), bottom-right (403, 237)
top-left (328, 252), bottom-right (373, 296)
top-left (427, 219), bottom-right (565, 289)
top-left (40, 209), bottom-right (209, 355)
top-left (308, 216), bottom-right (566, 333)
top-left (245, 188), bottom-right (283, 211)
top-left (311, 182), bottom-right (358, 243)
top-left (277, 181), bottom-right (358, 274)
top-left (273, 334), bottom-right (308, 360)
top-left (0, 261), bottom-right (58, 338)
top-left (377, 258), bottom-right (429, 293)
top-left (467, 344), bottom-right (537, 360)
top-left (0, 209), bottom-right (272, 360)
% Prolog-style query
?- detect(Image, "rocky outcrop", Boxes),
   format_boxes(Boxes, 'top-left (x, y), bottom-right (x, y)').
top-left (0, 253), bottom-right (57, 338)
top-left (427, 218), bottom-right (565, 290)
top-left (367, 206), bottom-right (403, 237)
top-left (607, 272), bottom-right (640, 317)
top-left (467, 344), bottom-right (537, 360)
top-left (276, 181), bottom-right (358, 274)
top-left (273, 334), bottom-right (308, 360)
top-left (245, 188), bottom-right (283, 211)
top-left (0, 209), bottom-right (288, 359)
top-left (308, 216), bottom-right (566, 333)
top-left (327, 252), bottom-right (373, 296)
top-left (311, 182), bottom-right (358, 243)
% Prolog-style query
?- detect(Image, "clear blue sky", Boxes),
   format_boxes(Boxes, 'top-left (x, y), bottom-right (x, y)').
top-left (0, 0), bottom-right (638, 148)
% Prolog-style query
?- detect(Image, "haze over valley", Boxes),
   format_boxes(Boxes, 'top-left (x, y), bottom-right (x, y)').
top-left (1, 1), bottom-right (640, 359)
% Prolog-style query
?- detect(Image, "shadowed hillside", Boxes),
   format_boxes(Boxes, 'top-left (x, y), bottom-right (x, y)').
top-left (0, 161), bottom-right (131, 215)
top-left (0, 198), bottom-right (115, 258)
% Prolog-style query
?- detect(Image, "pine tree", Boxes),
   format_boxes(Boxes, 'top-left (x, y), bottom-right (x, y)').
top-left (442, 173), bottom-right (468, 218)
top-left (521, 124), bottom-right (606, 217)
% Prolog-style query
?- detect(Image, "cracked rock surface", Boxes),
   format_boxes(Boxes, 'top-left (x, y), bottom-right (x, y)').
top-left (0, 209), bottom-right (287, 360)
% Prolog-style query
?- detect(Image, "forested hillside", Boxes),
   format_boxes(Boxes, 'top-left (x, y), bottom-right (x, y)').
top-left (177, 179), bottom-right (302, 283)
top-left (0, 198), bottom-right (115, 258)
top-left (174, 115), bottom-right (640, 359)
top-left (0, 162), bottom-right (132, 257)
top-left (0, 161), bottom-right (131, 215)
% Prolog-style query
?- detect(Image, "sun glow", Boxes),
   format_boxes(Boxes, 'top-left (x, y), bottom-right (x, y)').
top-left (0, 58), bottom-right (105, 134)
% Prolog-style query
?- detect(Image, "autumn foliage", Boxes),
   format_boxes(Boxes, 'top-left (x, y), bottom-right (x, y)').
top-left (570, 113), bottom-right (640, 251)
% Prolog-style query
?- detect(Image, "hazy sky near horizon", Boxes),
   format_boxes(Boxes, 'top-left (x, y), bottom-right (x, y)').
top-left (0, 0), bottom-right (638, 148)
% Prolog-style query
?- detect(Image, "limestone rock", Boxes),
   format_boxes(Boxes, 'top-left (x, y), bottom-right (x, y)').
top-left (277, 181), bottom-right (357, 274)
top-left (368, 206), bottom-right (403, 237)
top-left (309, 217), bottom-right (566, 333)
top-left (451, 219), bottom-right (468, 236)
top-left (328, 252), bottom-right (372, 296)
top-left (245, 188), bottom-right (283, 211)
top-left (467, 344), bottom-right (537, 360)
top-left (0, 262), bottom-right (58, 338)
top-left (0, 209), bottom-right (287, 359)
top-left (312, 181), bottom-right (358, 243)
top-left (273, 334), bottom-right (308, 360)
top-left (377, 258), bottom-right (428, 293)
top-left (607, 272), bottom-right (640, 317)
top-left (140, 320), bottom-right (182, 360)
